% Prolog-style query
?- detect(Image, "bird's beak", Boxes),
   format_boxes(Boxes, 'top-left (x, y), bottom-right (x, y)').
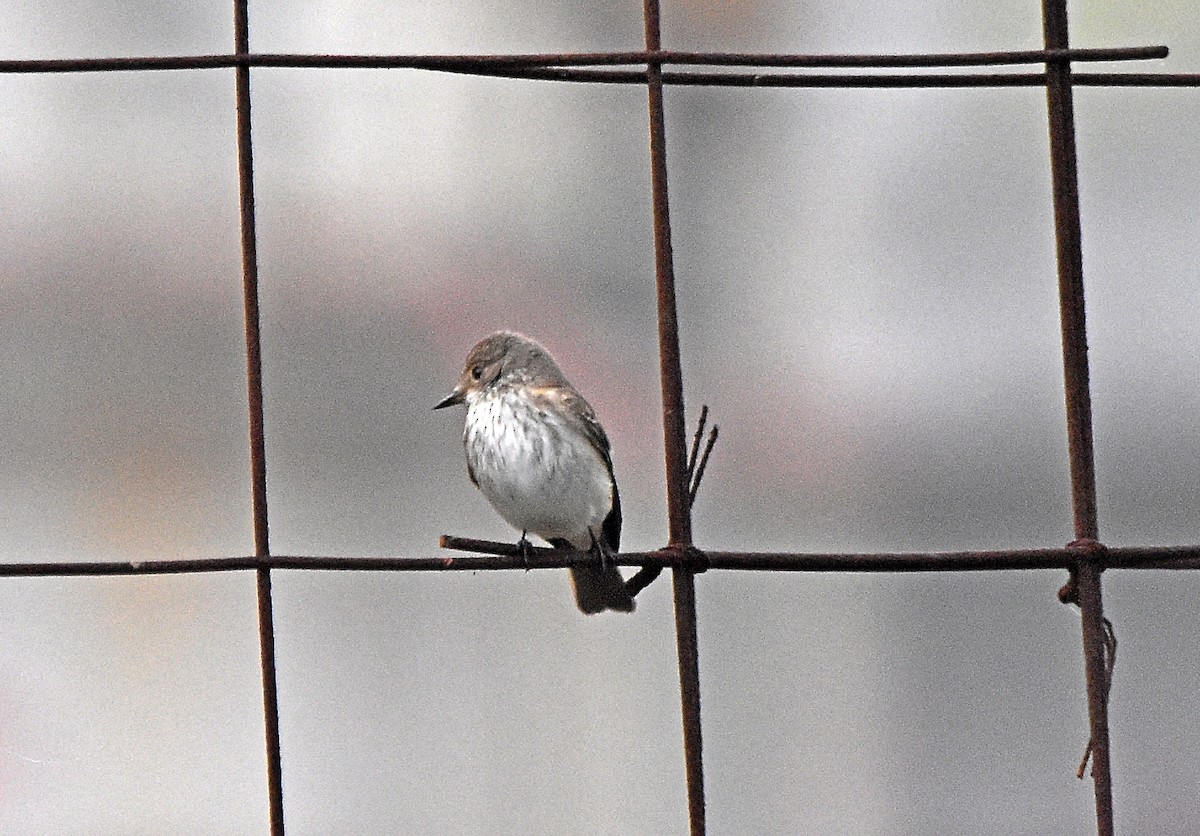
top-left (433, 388), bottom-right (465, 410)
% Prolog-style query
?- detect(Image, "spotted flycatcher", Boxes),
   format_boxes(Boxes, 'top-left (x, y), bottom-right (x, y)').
top-left (435, 331), bottom-right (635, 614)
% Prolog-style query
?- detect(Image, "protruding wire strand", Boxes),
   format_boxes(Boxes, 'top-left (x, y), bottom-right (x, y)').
top-left (688, 426), bottom-right (718, 508)
top-left (686, 405), bottom-right (709, 485)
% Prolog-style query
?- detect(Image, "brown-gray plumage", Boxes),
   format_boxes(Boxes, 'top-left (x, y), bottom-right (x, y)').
top-left (435, 331), bottom-right (634, 613)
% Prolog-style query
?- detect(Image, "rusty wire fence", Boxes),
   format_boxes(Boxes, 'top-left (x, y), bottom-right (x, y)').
top-left (4, 1), bottom-right (1200, 834)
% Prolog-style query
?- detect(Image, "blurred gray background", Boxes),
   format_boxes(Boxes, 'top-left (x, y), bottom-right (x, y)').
top-left (3, 1), bottom-right (1199, 833)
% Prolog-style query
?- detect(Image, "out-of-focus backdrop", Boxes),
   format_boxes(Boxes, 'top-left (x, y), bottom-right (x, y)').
top-left (2, 1), bottom-right (1199, 833)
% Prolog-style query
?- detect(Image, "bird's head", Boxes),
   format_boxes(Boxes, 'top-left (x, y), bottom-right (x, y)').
top-left (434, 330), bottom-right (561, 409)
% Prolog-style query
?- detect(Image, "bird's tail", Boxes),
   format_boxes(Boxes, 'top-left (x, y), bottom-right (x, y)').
top-left (569, 565), bottom-right (636, 614)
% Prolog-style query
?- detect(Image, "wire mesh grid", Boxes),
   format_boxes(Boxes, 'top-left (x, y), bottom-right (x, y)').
top-left (4, 1), bottom-right (1200, 833)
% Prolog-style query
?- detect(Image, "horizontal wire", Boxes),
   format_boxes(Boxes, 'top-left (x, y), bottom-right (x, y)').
top-left (3, 57), bottom-right (1195, 89)
top-left (446, 68), bottom-right (1200, 88)
top-left (0, 45), bottom-right (1170, 75)
top-left (1, 542), bottom-right (1197, 577)
top-left (0, 45), bottom-right (1169, 71)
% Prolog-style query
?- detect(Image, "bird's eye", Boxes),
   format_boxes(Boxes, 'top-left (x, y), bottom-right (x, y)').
top-left (470, 365), bottom-right (483, 380)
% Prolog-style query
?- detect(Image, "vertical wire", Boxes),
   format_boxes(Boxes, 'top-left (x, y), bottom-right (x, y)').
top-left (1040, 2), bottom-right (1113, 833)
top-left (234, 1), bottom-right (285, 832)
top-left (641, 3), bottom-right (706, 833)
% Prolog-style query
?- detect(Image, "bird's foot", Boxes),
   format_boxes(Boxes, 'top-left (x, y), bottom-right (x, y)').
top-left (588, 527), bottom-right (616, 570)
top-left (516, 533), bottom-right (534, 570)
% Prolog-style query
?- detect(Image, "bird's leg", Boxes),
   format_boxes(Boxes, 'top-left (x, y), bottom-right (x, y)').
top-left (588, 527), bottom-right (615, 570)
top-left (516, 531), bottom-right (534, 570)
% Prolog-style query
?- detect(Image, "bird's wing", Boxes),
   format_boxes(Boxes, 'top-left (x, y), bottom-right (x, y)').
top-left (529, 385), bottom-right (614, 470)
top-left (527, 383), bottom-right (622, 552)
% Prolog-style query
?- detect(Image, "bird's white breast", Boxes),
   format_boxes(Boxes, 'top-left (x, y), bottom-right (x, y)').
top-left (464, 390), bottom-right (613, 548)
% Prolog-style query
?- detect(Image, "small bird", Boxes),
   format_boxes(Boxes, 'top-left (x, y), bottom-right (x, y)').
top-left (435, 331), bottom-right (635, 614)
